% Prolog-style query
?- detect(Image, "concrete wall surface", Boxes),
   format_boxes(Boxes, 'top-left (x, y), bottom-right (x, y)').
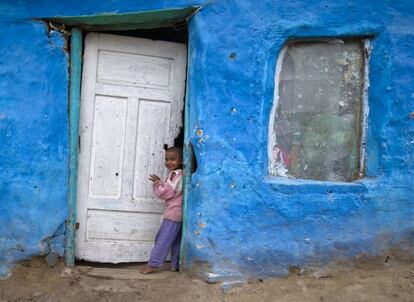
top-left (0, 0), bottom-right (413, 279)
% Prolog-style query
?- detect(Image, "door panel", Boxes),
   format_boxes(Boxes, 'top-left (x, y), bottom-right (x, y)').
top-left (133, 99), bottom-right (171, 200)
top-left (89, 95), bottom-right (127, 198)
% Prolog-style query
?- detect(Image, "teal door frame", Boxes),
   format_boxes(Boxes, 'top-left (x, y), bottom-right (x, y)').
top-left (66, 28), bottom-right (82, 266)
top-left (63, 7), bottom-right (198, 266)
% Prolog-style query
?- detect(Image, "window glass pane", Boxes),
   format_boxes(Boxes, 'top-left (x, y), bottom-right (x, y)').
top-left (272, 40), bottom-right (364, 181)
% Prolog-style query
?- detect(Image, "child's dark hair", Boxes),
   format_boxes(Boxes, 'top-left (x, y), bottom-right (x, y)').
top-left (166, 146), bottom-right (183, 159)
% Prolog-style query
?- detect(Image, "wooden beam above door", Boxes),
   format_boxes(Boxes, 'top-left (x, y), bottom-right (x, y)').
top-left (39, 7), bottom-right (199, 31)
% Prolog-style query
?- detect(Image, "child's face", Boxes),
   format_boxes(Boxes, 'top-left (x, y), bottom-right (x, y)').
top-left (165, 151), bottom-right (182, 171)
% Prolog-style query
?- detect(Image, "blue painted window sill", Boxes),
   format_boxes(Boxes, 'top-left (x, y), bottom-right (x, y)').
top-left (264, 176), bottom-right (369, 194)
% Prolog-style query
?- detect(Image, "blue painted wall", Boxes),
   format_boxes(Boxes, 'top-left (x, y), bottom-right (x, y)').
top-left (184, 0), bottom-right (414, 279)
top-left (0, 0), bottom-right (413, 279)
top-left (0, 22), bottom-right (69, 277)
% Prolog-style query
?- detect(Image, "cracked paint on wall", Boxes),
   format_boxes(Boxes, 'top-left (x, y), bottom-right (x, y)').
top-left (1, 0), bottom-right (413, 280)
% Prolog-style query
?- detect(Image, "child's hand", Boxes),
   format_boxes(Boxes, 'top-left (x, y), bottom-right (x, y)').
top-left (149, 174), bottom-right (161, 182)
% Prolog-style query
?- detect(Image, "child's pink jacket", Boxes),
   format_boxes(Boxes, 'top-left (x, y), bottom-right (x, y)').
top-left (152, 169), bottom-right (183, 222)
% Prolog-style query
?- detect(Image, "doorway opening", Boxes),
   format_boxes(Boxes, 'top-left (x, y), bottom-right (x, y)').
top-left (101, 26), bottom-right (188, 44)
top-left (71, 23), bottom-right (189, 269)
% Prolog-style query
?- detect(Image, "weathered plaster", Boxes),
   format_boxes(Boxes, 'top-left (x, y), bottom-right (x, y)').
top-left (183, 0), bottom-right (414, 280)
top-left (1, 0), bottom-right (413, 280)
top-left (0, 23), bottom-right (69, 278)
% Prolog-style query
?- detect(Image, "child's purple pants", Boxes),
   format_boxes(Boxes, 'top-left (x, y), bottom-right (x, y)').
top-left (148, 219), bottom-right (182, 269)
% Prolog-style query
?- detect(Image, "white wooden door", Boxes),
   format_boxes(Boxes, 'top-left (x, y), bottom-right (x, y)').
top-left (75, 33), bottom-right (186, 262)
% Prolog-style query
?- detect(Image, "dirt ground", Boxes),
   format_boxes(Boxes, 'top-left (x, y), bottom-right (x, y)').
top-left (0, 256), bottom-right (413, 302)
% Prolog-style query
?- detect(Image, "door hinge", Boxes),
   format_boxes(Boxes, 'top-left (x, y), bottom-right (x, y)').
top-left (78, 135), bottom-right (81, 153)
top-left (75, 222), bottom-right (80, 230)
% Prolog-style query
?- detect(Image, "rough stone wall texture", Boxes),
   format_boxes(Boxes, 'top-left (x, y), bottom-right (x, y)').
top-left (0, 0), bottom-right (413, 279)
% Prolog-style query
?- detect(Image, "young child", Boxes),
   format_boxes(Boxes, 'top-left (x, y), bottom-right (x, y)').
top-left (140, 147), bottom-right (183, 274)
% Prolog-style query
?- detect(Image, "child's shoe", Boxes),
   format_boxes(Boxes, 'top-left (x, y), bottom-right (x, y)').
top-left (170, 267), bottom-right (179, 272)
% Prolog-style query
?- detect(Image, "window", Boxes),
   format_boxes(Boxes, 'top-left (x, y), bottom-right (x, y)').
top-left (268, 39), bottom-right (368, 182)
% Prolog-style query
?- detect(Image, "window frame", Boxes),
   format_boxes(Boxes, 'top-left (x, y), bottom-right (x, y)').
top-left (267, 38), bottom-right (371, 182)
